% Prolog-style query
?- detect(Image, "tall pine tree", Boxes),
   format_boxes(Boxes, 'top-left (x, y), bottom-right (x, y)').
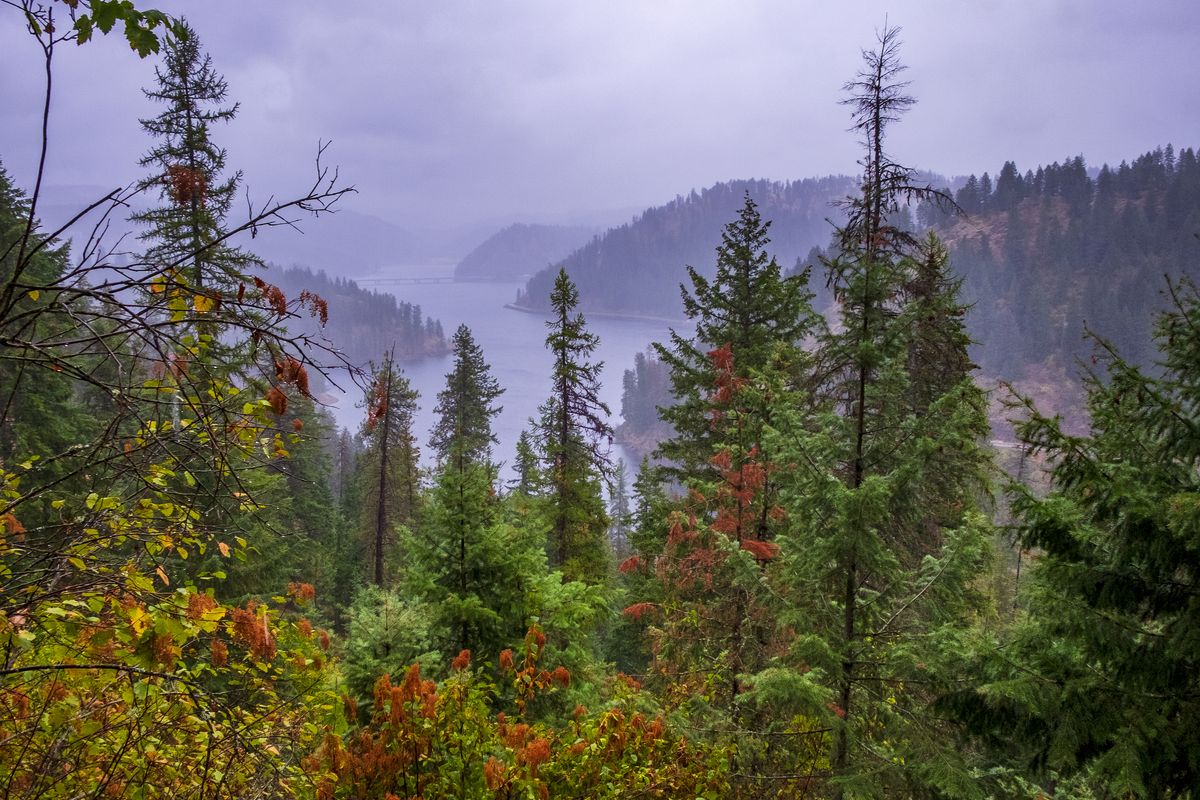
top-left (536, 268), bottom-right (612, 584)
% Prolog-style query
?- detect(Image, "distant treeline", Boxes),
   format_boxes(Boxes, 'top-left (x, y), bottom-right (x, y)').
top-left (922, 145), bottom-right (1200, 375)
top-left (515, 177), bottom-right (854, 317)
top-left (271, 265), bottom-right (449, 368)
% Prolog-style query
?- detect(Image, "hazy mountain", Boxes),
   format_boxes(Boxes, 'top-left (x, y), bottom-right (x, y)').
top-left (454, 223), bottom-right (597, 281)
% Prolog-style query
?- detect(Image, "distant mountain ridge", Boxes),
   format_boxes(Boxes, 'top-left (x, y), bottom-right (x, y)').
top-left (454, 222), bottom-right (597, 281)
top-left (514, 177), bottom-right (856, 317)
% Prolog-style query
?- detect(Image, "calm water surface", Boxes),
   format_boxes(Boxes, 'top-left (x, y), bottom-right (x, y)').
top-left (325, 265), bottom-right (689, 478)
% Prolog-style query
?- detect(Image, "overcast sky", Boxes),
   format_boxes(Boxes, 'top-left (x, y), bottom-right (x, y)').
top-left (2, 0), bottom-right (1198, 234)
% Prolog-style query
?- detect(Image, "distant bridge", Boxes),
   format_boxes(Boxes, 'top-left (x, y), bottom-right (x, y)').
top-left (354, 275), bottom-right (455, 286)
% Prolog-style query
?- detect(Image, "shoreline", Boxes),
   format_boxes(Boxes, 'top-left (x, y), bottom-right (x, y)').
top-left (504, 302), bottom-right (687, 325)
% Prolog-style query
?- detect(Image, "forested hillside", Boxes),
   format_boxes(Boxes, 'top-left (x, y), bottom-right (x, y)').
top-left (454, 222), bottom-right (596, 281)
top-left (272, 266), bottom-right (449, 367)
top-left (3, 9), bottom-right (1198, 800)
top-left (514, 176), bottom-right (854, 317)
top-left (928, 146), bottom-right (1200, 376)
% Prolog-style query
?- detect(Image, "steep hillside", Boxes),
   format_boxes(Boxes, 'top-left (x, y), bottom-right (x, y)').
top-left (927, 146), bottom-right (1200, 379)
top-left (514, 177), bottom-right (854, 317)
top-left (455, 223), bottom-right (597, 281)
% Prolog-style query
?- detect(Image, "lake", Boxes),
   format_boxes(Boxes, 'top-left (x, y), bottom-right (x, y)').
top-left (323, 265), bottom-right (689, 481)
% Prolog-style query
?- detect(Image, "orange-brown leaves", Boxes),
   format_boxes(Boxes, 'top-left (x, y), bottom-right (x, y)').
top-left (1, 512), bottom-right (26, 541)
top-left (287, 581), bottom-right (316, 605)
top-left (230, 602), bottom-right (276, 662)
top-left (299, 290), bottom-right (329, 326)
top-left (622, 602), bottom-right (658, 622)
top-left (151, 632), bottom-right (179, 665)
top-left (518, 736), bottom-right (551, 776)
top-left (275, 357), bottom-right (311, 397)
top-left (186, 591), bottom-right (218, 621)
top-left (267, 386), bottom-right (288, 416)
top-left (365, 377), bottom-right (389, 432)
top-left (254, 276), bottom-right (288, 317)
top-left (617, 554), bottom-right (644, 574)
top-left (740, 539), bottom-right (781, 561)
top-left (484, 756), bottom-right (507, 790)
top-left (451, 649), bottom-right (471, 671)
top-left (499, 648), bottom-right (515, 672)
top-left (167, 164), bottom-right (207, 206)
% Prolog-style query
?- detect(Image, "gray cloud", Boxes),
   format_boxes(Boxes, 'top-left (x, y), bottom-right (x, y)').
top-left (2, 0), bottom-right (1198, 241)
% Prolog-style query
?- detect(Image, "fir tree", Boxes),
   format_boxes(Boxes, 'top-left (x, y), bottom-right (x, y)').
top-left (761, 26), bottom-right (993, 797)
top-left (654, 191), bottom-right (819, 540)
top-left (429, 324), bottom-right (503, 467)
top-left (132, 21), bottom-right (253, 295)
top-left (949, 278), bottom-right (1200, 797)
top-left (536, 268), bottom-right (612, 584)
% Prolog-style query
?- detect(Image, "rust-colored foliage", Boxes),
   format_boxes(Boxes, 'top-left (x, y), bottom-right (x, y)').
top-left (622, 602), bottom-right (659, 621)
top-left (287, 581), bottom-right (316, 605)
top-left (617, 554), bottom-right (644, 574)
top-left (275, 357), bottom-right (311, 397)
top-left (365, 377), bottom-right (389, 432)
top-left (230, 602), bottom-right (276, 662)
top-left (299, 289), bottom-right (330, 326)
top-left (186, 591), bottom-right (218, 621)
top-left (253, 276), bottom-right (288, 316)
top-left (167, 164), bottom-right (208, 206)
top-left (266, 386), bottom-right (288, 416)
top-left (309, 632), bottom-right (728, 799)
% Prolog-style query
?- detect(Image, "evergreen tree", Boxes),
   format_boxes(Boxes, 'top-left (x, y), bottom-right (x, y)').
top-left (428, 324), bottom-right (503, 466)
top-left (406, 323), bottom-right (534, 663)
top-left (408, 458), bottom-right (534, 663)
top-left (358, 352), bottom-right (420, 586)
top-left (760, 27), bottom-right (993, 797)
top-left (536, 268), bottom-right (612, 584)
top-left (0, 163), bottom-right (95, 524)
top-left (132, 21), bottom-right (254, 296)
top-left (949, 278), bottom-right (1200, 797)
top-left (654, 191), bottom-right (819, 539)
top-left (511, 429), bottom-right (541, 497)
top-left (607, 459), bottom-right (632, 558)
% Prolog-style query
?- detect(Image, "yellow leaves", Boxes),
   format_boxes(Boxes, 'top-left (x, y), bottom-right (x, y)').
top-left (156, 565), bottom-right (170, 586)
top-left (193, 293), bottom-right (216, 313)
top-left (128, 605), bottom-right (150, 637)
top-left (26, 289), bottom-right (39, 301)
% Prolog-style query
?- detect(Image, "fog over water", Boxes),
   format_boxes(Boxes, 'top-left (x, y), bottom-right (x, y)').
top-left (322, 265), bottom-right (689, 477)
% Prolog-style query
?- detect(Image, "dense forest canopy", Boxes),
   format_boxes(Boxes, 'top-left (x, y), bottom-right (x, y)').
top-left (1, 6), bottom-right (1197, 800)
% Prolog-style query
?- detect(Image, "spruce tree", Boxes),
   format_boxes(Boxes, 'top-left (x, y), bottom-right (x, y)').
top-left (536, 268), bottom-right (612, 584)
top-left (760, 26), bottom-right (993, 797)
top-left (409, 324), bottom-right (532, 662)
top-left (428, 324), bottom-right (503, 467)
top-left (654, 191), bottom-right (819, 538)
top-left (948, 278), bottom-right (1200, 797)
top-left (132, 21), bottom-right (254, 295)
